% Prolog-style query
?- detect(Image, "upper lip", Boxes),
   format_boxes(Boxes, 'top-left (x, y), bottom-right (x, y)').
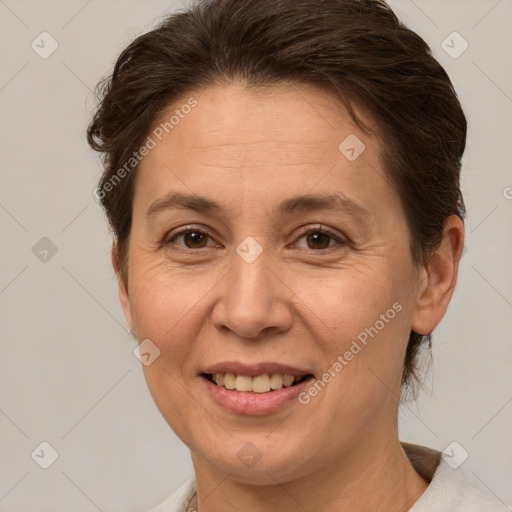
top-left (202, 361), bottom-right (314, 378)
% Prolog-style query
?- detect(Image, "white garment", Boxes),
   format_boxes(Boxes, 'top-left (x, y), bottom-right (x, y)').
top-left (149, 442), bottom-right (509, 512)
top-left (149, 476), bottom-right (195, 512)
top-left (402, 443), bottom-right (509, 511)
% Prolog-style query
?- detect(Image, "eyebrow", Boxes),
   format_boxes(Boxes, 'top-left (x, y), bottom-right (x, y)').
top-left (145, 191), bottom-right (370, 221)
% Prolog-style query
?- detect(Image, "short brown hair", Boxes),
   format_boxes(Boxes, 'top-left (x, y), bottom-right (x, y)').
top-left (87, 0), bottom-right (467, 398)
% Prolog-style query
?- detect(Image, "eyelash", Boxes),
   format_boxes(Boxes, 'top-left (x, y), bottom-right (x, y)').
top-left (162, 225), bottom-right (346, 252)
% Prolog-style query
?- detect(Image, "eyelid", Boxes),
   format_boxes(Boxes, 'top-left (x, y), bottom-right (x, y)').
top-left (294, 224), bottom-right (343, 240)
top-left (291, 224), bottom-right (347, 249)
top-left (163, 225), bottom-right (220, 248)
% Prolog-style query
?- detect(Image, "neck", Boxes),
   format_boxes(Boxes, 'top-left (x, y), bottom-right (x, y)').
top-left (190, 434), bottom-right (429, 512)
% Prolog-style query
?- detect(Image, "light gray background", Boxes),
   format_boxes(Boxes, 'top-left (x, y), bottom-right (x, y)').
top-left (1, 0), bottom-right (511, 510)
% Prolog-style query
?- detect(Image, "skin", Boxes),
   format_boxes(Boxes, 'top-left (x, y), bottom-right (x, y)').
top-left (114, 81), bottom-right (464, 511)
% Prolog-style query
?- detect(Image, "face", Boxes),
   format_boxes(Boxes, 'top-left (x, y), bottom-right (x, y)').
top-left (118, 82), bottom-right (432, 483)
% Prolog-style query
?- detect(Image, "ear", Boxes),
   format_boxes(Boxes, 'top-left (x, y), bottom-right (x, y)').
top-left (111, 244), bottom-right (133, 331)
top-left (411, 215), bottom-right (465, 335)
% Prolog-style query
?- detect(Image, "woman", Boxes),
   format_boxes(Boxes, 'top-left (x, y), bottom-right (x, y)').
top-left (87, 0), bottom-right (508, 510)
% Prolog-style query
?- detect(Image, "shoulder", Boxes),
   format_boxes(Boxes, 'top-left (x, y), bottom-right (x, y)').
top-left (148, 476), bottom-right (196, 512)
top-left (402, 442), bottom-right (509, 512)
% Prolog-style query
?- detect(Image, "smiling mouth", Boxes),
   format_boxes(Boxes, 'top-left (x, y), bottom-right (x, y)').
top-left (202, 373), bottom-right (314, 393)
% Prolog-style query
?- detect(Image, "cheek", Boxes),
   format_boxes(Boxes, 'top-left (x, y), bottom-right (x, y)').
top-left (293, 264), bottom-right (403, 341)
top-left (293, 264), bottom-right (412, 399)
top-left (301, 274), bottom-right (409, 432)
top-left (128, 265), bottom-right (217, 440)
top-left (128, 260), bottom-right (220, 339)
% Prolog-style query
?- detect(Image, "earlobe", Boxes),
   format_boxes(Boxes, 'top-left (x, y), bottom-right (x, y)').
top-left (111, 244), bottom-right (133, 330)
top-left (411, 216), bottom-right (465, 336)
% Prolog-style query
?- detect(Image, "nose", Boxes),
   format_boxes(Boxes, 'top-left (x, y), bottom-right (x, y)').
top-left (211, 250), bottom-right (293, 340)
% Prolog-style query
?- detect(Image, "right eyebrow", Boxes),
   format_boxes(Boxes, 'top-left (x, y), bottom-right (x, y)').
top-left (145, 191), bottom-right (232, 221)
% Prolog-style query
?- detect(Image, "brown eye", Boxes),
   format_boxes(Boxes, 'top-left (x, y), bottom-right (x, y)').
top-left (166, 229), bottom-right (216, 249)
top-left (305, 232), bottom-right (332, 250)
top-left (182, 231), bottom-right (209, 248)
top-left (294, 226), bottom-right (344, 251)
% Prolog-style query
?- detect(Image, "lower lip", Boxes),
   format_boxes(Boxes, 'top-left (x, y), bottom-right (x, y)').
top-left (201, 376), bottom-right (314, 415)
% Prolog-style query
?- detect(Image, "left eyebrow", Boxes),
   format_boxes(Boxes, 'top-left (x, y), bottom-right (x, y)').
top-left (277, 193), bottom-right (371, 219)
top-left (144, 191), bottom-right (370, 221)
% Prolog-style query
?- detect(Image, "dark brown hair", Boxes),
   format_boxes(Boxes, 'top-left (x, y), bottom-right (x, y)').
top-left (87, 0), bottom-right (467, 398)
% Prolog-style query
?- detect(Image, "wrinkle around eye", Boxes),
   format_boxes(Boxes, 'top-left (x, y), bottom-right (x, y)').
top-left (158, 227), bottom-right (353, 256)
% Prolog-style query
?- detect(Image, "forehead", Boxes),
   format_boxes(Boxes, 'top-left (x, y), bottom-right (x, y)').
top-left (153, 81), bottom-right (370, 156)
top-left (133, 81), bottom-right (388, 216)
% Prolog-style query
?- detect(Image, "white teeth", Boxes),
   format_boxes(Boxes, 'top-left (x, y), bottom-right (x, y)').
top-left (210, 372), bottom-right (303, 392)
top-left (235, 375), bottom-right (253, 392)
top-left (252, 374), bottom-right (271, 393)
top-left (283, 374), bottom-right (295, 387)
top-left (270, 373), bottom-right (284, 389)
top-left (223, 373), bottom-right (236, 390)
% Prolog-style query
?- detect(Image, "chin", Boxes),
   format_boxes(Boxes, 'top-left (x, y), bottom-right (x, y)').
top-left (191, 434), bottom-right (317, 484)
